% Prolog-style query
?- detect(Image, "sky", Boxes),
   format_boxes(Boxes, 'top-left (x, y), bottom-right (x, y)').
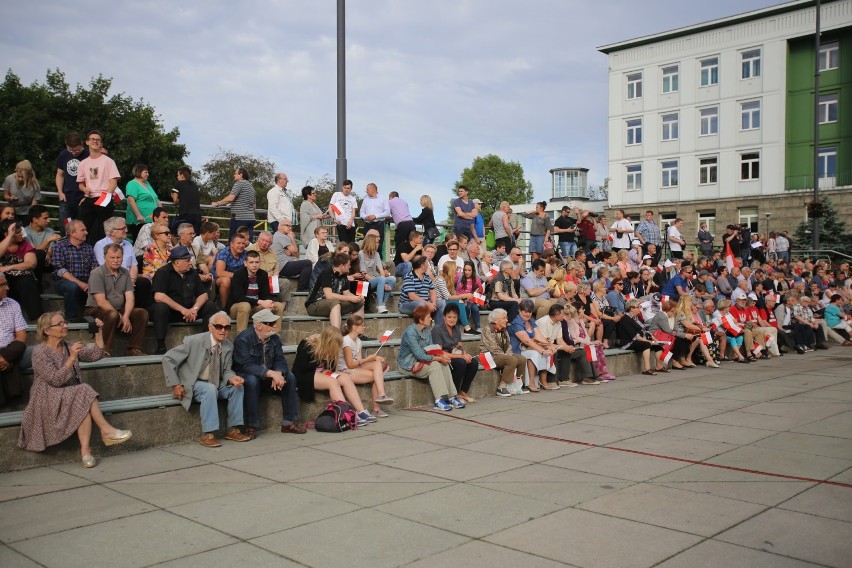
top-left (2, 0), bottom-right (784, 218)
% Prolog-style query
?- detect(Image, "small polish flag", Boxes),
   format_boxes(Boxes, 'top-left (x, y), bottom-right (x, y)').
top-left (330, 203), bottom-right (343, 216)
top-left (549, 353), bottom-right (555, 368)
top-left (112, 188), bottom-right (125, 203)
top-left (765, 333), bottom-right (776, 348)
top-left (701, 331), bottom-right (713, 345)
top-left (355, 281), bottom-right (369, 297)
top-left (722, 314), bottom-right (743, 336)
top-left (324, 370), bottom-right (340, 379)
top-left (65, 217), bottom-right (72, 226)
top-left (490, 265), bottom-right (499, 277)
top-left (379, 330), bottom-right (393, 343)
top-left (752, 342), bottom-right (763, 356)
top-left (661, 344), bottom-right (674, 364)
top-left (425, 344), bottom-right (443, 356)
top-left (268, 276), bottom-right (280, 294)
top-left (479, 352), bottom-right (497, 370)
top-left (585, 345), bottom-right (598, 362)
top-left (606, 235), bottom-right (613, 242)
top-left (471, 291), bottom-right (486, 306)
top-left (477, 283), bottom-right (485, 294)
top-left (94, 192), bottom-right (112, 207)
top-left (624, 293), bottom-right (633, 301)
top-left (654, 265), bottom-right (663, 273)
top-left (661, 294), bottom-right (670, 303)
top-left (725, 242), bottom-right (736, 272)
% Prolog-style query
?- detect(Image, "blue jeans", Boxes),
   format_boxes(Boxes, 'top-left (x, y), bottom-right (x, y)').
top-left (465, 301), bottom-right (481, 330)
top-left (193, 380), bottom-right (244, 433)
top-left (54, 277), bottom-right (86, 320)
top-left (242, 371), bottom-right (299, 427)
top-left (559, 241), bottom-right (577, 259)
top-left (399, 300), bottom-right (424, 315)
top-left (529, 235), bottom-right (545, 254)
top-left (230, 218), bottom-right (255, 241)
top-left (434, 298), bottom-right (447, 328)
top-left (395, 262), bottom-right (412, 278)
top-left (444, 299), bottom-right (468, 326)
top-left (369, 276), bottom-right (396, 306)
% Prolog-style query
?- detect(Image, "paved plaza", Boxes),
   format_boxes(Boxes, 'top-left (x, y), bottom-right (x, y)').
top-left (1, 350), bottom-right (851, 568)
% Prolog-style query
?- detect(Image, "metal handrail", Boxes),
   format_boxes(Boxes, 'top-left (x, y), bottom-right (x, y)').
top-left (791, 249), bottom-right (851, 261)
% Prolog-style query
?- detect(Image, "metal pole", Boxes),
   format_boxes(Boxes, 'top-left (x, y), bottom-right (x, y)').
top-left (812, 0), bottom-right (821, 250)
top-left (336, 0), bottom-right (347, 192)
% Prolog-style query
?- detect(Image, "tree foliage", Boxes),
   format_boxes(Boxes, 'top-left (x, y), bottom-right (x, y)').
top-left (0, 69), bottom-right (187, 199)
top-left (587, 177), bottom-right (610, 201)
top-left (292, 173), bottom-right (336, 213)
top-left (794, 196), bottom-right (852, 252)
top-left (450, 154), bottom-right (534, 223)
top-left (198, 149), bottom-right (276, 207)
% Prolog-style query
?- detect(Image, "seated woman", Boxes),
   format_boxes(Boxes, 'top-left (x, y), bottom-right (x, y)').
top-left (564, 305), bottom-right (610, 383)
top-left (646, 300), bottom-right (688, 370)
top-left (141, 224), bottom-right (173, 280)
top-left (616, 299), bottom-right (665, 375)
top-left (432, 304), bottom-right (479, 403)
top-left (306, 226), bottom-right (331, 267)
top-left (481, 308), bottom-right (526, 397)
top-left (454, 260), bottom-right (482, 333)
top-left (548, 268), bottom-right (570, 303)
top-left (591, 280), bottom-right (621, 348)
top-left (509, 299), bottom-right (556, 392)
top-left (398, 304), bottom-right (465, 411)
top-left (338, 315), bottom-right (395, 417)
top-left (359, 234), bottom-right (395, 314)
top-left (717, 299), bottom-right (749, 363)
top-left (573, 281), bottom-right (599, 341)
top-left (824, 294), bottom-right (852, 345)
top-left (435, 261), bottom-right (472, 332)
top-left (605, 277), bottom-right (627, 314)
top-left (17, 312), bottom-right (132, 468)
top-left (673, 295), bottom-right (719, 368)
top-left (293, 326), bottom-right (375, 426)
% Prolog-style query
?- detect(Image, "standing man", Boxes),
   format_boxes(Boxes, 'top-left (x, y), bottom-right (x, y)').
top-left (472, 199), bottom-right (485, 242)
top-left (266, 172), bottom-right (294, 234)
top-left (452, 185), bottom-right (477, 243)
top-left (609, 209), bottom-right (634, 252)
top-left (330, 179), bottom-right (358, 245)
top-left (233, 309), bottom-right (307, 438)
top-left (667, 218), bottom-right (686, 259)
top-left (55, 132), bottom-right (89, 236)
top-left (77, 130), bottom-right (120, 244)
top-left (272, 220), bottom-right (312, 291)
top-left (359, 183), bottom-right (390, 256)
top-left (52, 220), bottom-right (99, 322)
top-left (212, 168), bottom-right (256, 241)
top-left (491, 201), bottom-right (514, 252)
top-left (553, 206), bottom-right (578, 259)
top-left (635, 210), bottom-right (662, 264)
top-left (170, 166), bottom-right (202, 235)
top-left (388, 191), bottom-right (416, 252)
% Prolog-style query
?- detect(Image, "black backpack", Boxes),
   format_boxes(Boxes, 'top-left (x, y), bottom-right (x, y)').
top-left (314, 400), bottom-right (358, 432)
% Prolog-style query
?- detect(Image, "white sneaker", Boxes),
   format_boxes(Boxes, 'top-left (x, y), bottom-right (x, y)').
top-left (377, 305), bottom-right (389, 314)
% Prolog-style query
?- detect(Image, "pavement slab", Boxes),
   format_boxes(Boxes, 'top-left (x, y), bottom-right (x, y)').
top-left (0, 467), bottom-right (92, 502)
top-left (655, 539), bottom-right (825, 568)
top-left (154, 542), bottom-right (304, 567)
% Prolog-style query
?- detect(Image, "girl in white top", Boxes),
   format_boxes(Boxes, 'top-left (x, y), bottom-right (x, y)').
top-left (339, 314), bottom-right (394, 417)
top-left (667, 218), bottom-right (685, 259)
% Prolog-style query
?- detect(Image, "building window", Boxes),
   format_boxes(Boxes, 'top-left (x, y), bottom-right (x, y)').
top-left (661, 160), bottom-right (679, 188)
top-left (699, 157), bottom-right (718, 185)
top-left (626, 118), bottom-right (642, 145)
top-left (626, 164), bottom-right (642, 190)
top-left (660, 113), bottom-right (678, 141)
top-left (660, 213), bottom-right (677, 235)
top-left (739, 207), bottom-right (758, 233)
top-left (741, 100), bottom-right (761, 130)
top-left (819, 42), bottom-right (839, 72)
top-left (700, 57), bottom-right (719, 86)
top-left (697, 212), bottom-right (716, 236)
top-left (700, 107), bottom-right (718, 136)
top-left (627, 72), bottom-right (642, 99)
top-left (741, 48), bottom-right (761, 79)
top-left (818, 147), bottom-right (837, 179)
top-left (818, 94), bottom-right (838, 124)
top-left (741, 152), bottom-right (760, 180)
top-left (662, 65), bottom-right (679, 93)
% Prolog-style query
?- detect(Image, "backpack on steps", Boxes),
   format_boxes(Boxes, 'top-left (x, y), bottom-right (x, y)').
top-left (314, 400), bottom-right (358, 432)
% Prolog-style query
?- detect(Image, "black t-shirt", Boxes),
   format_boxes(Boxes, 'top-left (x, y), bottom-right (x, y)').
top-left (173, 179), bottom-right (201, 216)
top-left (394, 241), bottom-right (414, 265)
top-left (306, 266), bottom-right (349, 305)
top-left (554, 215), bottom-right (576, 243)
top-left (55, 148), bottom-right (90, 200)
top-left (152, 264), bottom-right (205, 309)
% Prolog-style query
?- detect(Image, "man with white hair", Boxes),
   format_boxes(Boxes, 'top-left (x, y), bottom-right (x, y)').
top-left (266, 172), bottom-right (294, 234)
top-left (491, 201), bottom-right (514, 252)
top-left (792, 295), bottom-right (829, 353)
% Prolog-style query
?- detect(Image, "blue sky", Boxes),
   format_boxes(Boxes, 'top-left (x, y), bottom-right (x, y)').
top-left (2, 0), bottom-right (782, 218)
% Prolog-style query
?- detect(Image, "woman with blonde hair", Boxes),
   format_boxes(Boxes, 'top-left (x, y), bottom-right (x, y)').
top-left (3, 159), bottom-right (41, 225)
top-left (413, 195), bottom-right (438, 244)
top-left (615, 249), bottom-right (630, 279)
top-left (435, 260), bottom-right (473, 331)
top-left (549, 268), bottom-right (569, 301)
top-left (591, 279), bottom-right (621, 348)
top-left (292, 326), bottom-right (375, 426)
top-left (673, 295), bottom-right (717, 367)
top-left (339, 314), bottom-right (394, 417)
top-left (360, 233), bottom-right (395, 313)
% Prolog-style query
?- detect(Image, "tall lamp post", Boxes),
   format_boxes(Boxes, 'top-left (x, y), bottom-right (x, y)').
top-left (336, 0), bottom-right (347, 192)
top-left (765, 212), bottom-right (772, 237)
top-left (811, 0), bottom-right (822, 250)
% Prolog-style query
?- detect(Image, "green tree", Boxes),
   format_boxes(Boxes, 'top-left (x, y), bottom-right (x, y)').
top-left (292, 173), bottom-right (337, 214)
top-left (794, 196), bottom-right (852, 253)
top-left (450, 154), bottom-right (534, 223)
top-left (198, 149), bottom-right (276, 208)
top-left (0, 69), bottom-right (187, 198)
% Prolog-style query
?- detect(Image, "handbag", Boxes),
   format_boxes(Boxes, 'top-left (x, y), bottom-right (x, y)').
top-left (426, 226), bottom-right (440, 241)
top-left (0, 253), bottom-right (34, 277)
top-left (410, 361), bottom-right (429, 374)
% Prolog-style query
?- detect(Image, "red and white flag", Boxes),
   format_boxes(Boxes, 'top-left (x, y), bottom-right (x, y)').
top-left (490, 265), bottom-right (499, 277)
top-left (765, 333), bottom-right (776, 348)
top-left (355, 281), bottom-right (369, 297)
top-left (624, 293), bottom-right (633, 301)
top-left (701, 331), bottom-right (713, 345)
top-left (268, 276), bottom-right (280, 294)
top-left (752, 342), bottom-right (763, 356)
top-left (585, 345), bottom-right (598, 362)
top-left (64, 217), bottom-right (72, 226)
top-left (661, 343), bottom-right (674, 364)
top-left (722, 314), bottom-right (743, 336)
top-left (471, 291), bottom-right (486, 306)
top-left (725, 242), bottom-right (736, 272)
top-left (379, 330), bottom-right (393, 343)
top-left (324, 370), bottom-right (340, 379)
top-left (606, 234), bottom-right (613, 242)
top-left (549, 353), bottom-right (555, 368)
top-left (94, 192), bottom-right (112, 207)
top-left (661, 294), bottom-right (670, 303)
top-left (425, 344), bottom-right (443, 356)
top-left (654, 265), bottom-right (663, 273)
top-left (112, 188), bottom-right (125, 203)
top-left (330, 203), bottom-right (343, 216)
top-left (479, 352), bottom-right (497, 370)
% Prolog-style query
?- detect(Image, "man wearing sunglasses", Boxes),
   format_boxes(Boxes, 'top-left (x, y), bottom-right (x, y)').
top-left (151, 246), bottom-right (218, 354)
top-left (163, 311), bottom-right (252, 447)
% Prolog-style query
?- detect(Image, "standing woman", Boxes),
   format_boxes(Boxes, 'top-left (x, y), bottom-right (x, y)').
top-left (339, 315), bottom-right (394, 417)
top-left (125, 164), bottom-right (161, 241)
top-left (299, 186), bottom-right (326, 243)
top-left (432, 304), bottom-right (479, 403)
top-left (17, 312), bottom-right (132, 467)
top-left (412, 195), bottom-right (438, 244)
top-left (3, 160), bottom-right (41, 226)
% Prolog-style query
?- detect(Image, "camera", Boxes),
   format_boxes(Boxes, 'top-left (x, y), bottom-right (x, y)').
top-left (83, 316), bottom-right (99, 336)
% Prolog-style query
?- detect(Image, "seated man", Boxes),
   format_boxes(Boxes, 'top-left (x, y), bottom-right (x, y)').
top-left (0, 273), bottom-right (28, 407)
top-left (398, 255), bottom-right (438, 317)
top-left (133, 207), bottom-right (170, 256)
top-left (394, 230), bottom-right (423, 278)
top-left (151, 246), bottom-right (219, 354)
top-left (305, 251), bottom-right (365, 329)
top-left (213, 232), bottom-right (248, 308)
top-left (85, 243), bottom-right (148, 357)
top-left (93, 216), bottom-right (150, 307)
top-left (163, 311), bottom-right (252, 447)
top-left (227, 250), bottom-right (284, 332)
top-left (52, 219), bottom-right (98, 322)
top-left (271, 220), bottom-right (312, 292)
top-left (175, 222), bottom-right (213, 291)
top-left (24, 204), bottom-right (61, 285)
top-left (247, 230), bottom-right (293, 309)
top-left (233, 309), bottom-right (306, 438)
top-left (521, 259), bottom-right (555, 319)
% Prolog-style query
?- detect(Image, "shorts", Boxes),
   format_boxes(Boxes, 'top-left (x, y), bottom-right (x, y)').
top-left (727, 335), bottom-right (744, 347)
top-left (306, 299), bottom-right (361, 318)
top-left (529, 235), bottom-right (545, 254)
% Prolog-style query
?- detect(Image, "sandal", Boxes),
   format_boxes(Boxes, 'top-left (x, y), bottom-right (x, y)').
top-left (655, 368), bottom-right (671, 373)
top-left (642, 370), bottom-right (658, 376)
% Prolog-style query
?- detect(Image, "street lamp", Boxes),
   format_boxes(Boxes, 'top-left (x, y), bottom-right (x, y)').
top-left (764, 212), bottom-right (772, 236)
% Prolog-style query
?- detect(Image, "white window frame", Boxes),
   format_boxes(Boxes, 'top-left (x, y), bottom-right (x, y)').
top-left (739, 207), bottom-right (758, 233)
top-left (626, 72), bottom-right (643, 99)
top-left (741, 48), bottom-right (761, 79)
top-left (660, 213), bottom-right (677, 235)
top-left (818, 147), bottom-right (837, 179)
top-left (661, 113), bottom-right (679, 141)
top-left (699, 157), bottom-right (718, 185)
top-left (818, 94), bottom-right (838, 124)
top-left (741, 100), bottom-right (761, 130)
top-left (741, 152), bottom-right (760, 181)
top-left (819, 42), bottom-right (839, 72)
top-left (626, 164), bottom-right (642, 191)
top-left (697, 212), bottom-right (716, 237)
top-left (700, 56), bottom-right (719, 86)
top-left (661, 65), bottom-right (679, 93)
top-left (661, 160), bottom-right (679, 188)
top-left (626, 118), bottom-right (642, 146)
top-left (700, 107), bottom-right (719, 136)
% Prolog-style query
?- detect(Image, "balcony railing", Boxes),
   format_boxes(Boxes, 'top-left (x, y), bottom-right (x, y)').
top-left (785, 171), bottom-right (852, 191)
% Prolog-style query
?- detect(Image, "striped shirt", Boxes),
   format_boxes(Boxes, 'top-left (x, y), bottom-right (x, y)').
top-left (229, 180), bottom-right (256, 220)
top-left (400, 272), bottom-right (434, 311)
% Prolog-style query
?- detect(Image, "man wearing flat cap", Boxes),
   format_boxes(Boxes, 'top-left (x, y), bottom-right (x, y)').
top-left (232, 309), bottom-right (306, 438)
top-left (151, 245), bottom-right (219, 354)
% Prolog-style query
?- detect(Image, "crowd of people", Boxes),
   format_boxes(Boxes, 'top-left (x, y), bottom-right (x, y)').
top-left (5, 133), bottom-right (851, 466)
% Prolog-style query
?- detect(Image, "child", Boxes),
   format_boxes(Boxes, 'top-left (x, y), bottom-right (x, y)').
top-left (339, 315), bottom-right (395, 417)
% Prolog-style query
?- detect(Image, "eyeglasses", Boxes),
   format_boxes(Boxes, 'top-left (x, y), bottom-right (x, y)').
top-left (259, 321), bottom-right (277, 328)
top-left (211, 323), bottom-right (232, 331)
top-left (114, 226), bottom-right (128, 231)
top-left (156, 231), bottom-right (171, 236)
top-left (615, 283), bottom-right (624, 286)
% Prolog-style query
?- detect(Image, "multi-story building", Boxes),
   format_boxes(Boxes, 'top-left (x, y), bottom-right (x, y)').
top-left (598, 0), bottom-right (851, 249)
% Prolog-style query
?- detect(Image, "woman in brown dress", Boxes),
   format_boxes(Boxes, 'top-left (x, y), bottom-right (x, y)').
top-left (17, 312), bottom-right (132, 467)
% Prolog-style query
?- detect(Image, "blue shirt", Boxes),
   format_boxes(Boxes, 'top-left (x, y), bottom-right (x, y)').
top-left (453, 198), bottom-right (475, 231)
top-left (661, 273), bottom-right (689, 301)
top-left (508, 315), bottom-right (537, 354)
top-left (398, 323), bottom-right (436, 371)
top-left (399, 272), bottom-right (434, 311)
top-left (474, 213), bottom-right (484, 238)
top-left (212, 248), bottom-right (247, 278)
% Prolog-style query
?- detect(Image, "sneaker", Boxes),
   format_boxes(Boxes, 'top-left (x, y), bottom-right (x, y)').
top-left (581, 379), bottom-right (601, 385)
top-left (375, 394), bottom-right (395, 405)
top-left (373, 408), bottom-right (389, 418)
top-left (356, 415), bottom-right (370, 427)
top-left (357, 410), bottom-right (377, 423)
top-left (496, 387), bottom-right (512, 397)
top-left (520, 386), bottom-right (531, 394)
top-left (434, 398), bottom-right (453, 411)
top-left (467, 329), bottom-right (481, 335)
top-left (449, 396), bottom-right (466, 408)
top-left (377, 305), bottom-right (389, 314)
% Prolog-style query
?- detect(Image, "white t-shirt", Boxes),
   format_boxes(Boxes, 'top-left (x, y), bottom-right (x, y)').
top-left (329, 191), bottom-right (358, 225)
top-left (338, 334), bottom-right (362, 371)
top-left (610, 219), bottom-right (633, 249)
top-left (667, 225), bottom-right (683, 252)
